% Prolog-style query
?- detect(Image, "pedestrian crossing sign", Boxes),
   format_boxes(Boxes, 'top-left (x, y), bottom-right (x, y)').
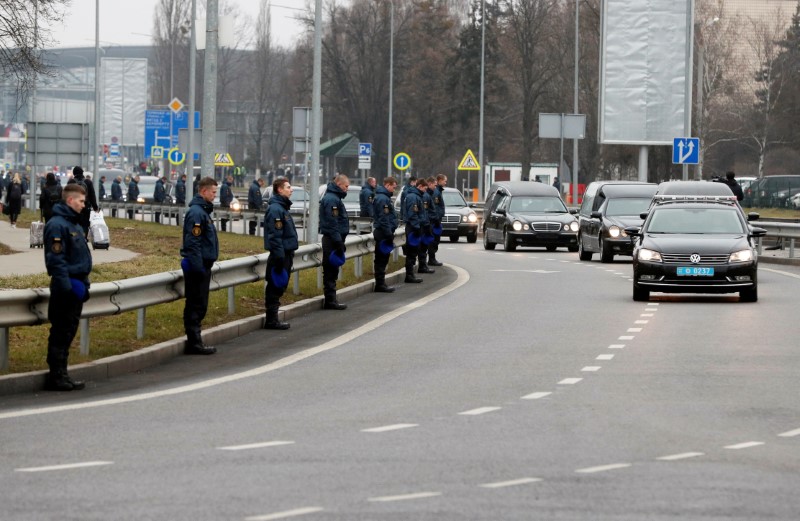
top-left (214, 153), bottom-right (235, 167)
top-left (458, 149), bottom-right (480, 171)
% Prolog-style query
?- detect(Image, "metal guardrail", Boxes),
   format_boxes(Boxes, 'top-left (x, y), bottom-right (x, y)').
top-left (755, 221), bottom-right (800, 258)
top-left (0, 230), bottom-right (405, 371)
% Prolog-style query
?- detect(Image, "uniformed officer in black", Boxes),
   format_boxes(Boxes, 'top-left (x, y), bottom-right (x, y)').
top-left (319, 174), bottom-right (350, 309)
top-left (360, 176), bottom-right (376, 219)
top-left (429, 173), bottom-right (447, 266)
top-left (263, 177), bottom-right (298, 329)
top-left (372, 176), bottom-right (399, 292)
top-left (43, 183), bottom-right (92, 391)
top-left (417, 177), bottom-right (436, 274)
top-left (402, 179), bottom-right (425, 283)
top-left (127, 175), bottom-right (140, 220)
top-left (180, 177), bottom-right (219, 355)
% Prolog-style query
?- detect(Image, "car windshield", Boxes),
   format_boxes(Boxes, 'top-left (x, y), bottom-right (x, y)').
top-left (647, 208), bottom-right (745, 234)
top-left (443, 191), bottom-right (467, 207)
top-left (605, 198), bottom-right (652, 216)
top-left (343, 189), bottom-right (361, 204)
top-left (508, 196), bottom-right (566, 213)
top-left (291, 190), bottom-right (309, 203)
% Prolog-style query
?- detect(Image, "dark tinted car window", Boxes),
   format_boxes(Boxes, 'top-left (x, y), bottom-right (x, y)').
top-left (508, 196), bottom-right (567, 213)
top-left (648, 208), bottom-right (744, 234)
top-left (605, 198), bottom-right (652, 216)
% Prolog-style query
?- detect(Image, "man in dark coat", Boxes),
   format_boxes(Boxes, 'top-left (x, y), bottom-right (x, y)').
top-left (153, 176), bottom-right (166, 223)
top-left (248, 178), bottom-right (265, 235)
top-left (402, 180), bottom-right (425, 283)
top-left (39, 172), bottom-right (63, 223)
top-left (372, 177), bottom-right (399, 292)
top-left (175, 174), bottom-right (187, 206)
top-left (127, 175), bottom-right (140, 220)
top-left (262, 177), bottom-right (298, 329)
top-left (66, 166), bottom-right (98, 236)
top-left (219, 175), bottom-right (234, 231)
top-left (319, 174), bottom-right (350, 309)
top-left (360, 176), bottom-right (376, 219)
top-left (111, 176), bottom-right (123, 217)
top-left (722, 171), bottom-right (744, 201)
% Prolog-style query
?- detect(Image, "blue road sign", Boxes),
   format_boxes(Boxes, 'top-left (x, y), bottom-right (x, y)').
top-left (672, 137), bottom-right (700, 164)
top-left (144, 110), bottom-right (200, 159)
top-left (358, 142), bottom-right (372, 157)
top-left (393, 152), bottom-right (411, 171)
top-left (109, 143), bottom-right (120, 157)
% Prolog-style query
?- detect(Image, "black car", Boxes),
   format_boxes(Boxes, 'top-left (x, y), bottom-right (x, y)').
top-left (627, 196), bottom-right (766, 302)
top-left (578, 181), bottom-right (657, 262)
top-left (651, 180), bottom-right (760, 224)
top-left (483, 181), bottom-right (578, 252)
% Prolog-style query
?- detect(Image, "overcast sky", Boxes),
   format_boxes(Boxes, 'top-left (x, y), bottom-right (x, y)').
top-left (44, 0), bottom-right (307, 49)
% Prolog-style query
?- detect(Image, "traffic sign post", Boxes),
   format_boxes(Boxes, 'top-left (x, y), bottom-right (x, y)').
top-left (458, 149), bottom-right (481, 171)
top-left (672, 137), bottom-right (700, 165)
top-left (393, 152), bottom-right (411, 171)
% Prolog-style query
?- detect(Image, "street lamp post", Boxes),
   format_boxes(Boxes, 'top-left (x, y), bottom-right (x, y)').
top-left (478, 0), bottom-right (486, 199)
top-left (387, 0), bottom-right (394, 179)
top-left (572, 0), bottom-right (579, 206)
top-left (93, 0), bottom-right (102, 196)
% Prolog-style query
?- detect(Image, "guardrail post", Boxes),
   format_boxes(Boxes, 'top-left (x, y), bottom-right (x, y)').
top-left (228, 287), bottom-right (235, 314)
top-left (355, 256), bottom-right (363, 278)
top-left (756, 236), bottom-right (763, 256)
top-left (791, 238), bottom-right (796, 258)
top-left (137, 308), bottom-right (146, 339)
top-left (293, 271), bottom-right (300, 296)
top-left (0, 327), bottom-right (9, 371)
top-left (317, 267), bottom-right (323, 289)
top-left (79, 318), bottom-right (90, 355)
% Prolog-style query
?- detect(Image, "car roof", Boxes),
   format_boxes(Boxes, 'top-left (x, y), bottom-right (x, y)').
top-left (600, 183), bottom-right (658, 198)
top-left (655, 180), bottom-right (733, 196)
top-left (488, 181), bottom-right (559, 197)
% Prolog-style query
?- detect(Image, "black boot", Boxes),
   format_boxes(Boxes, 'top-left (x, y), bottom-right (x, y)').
top-left (405, 267), bottom-right (423, 283)
top-left (263, 309), bottom-right (290, 330)
top-left (44, 368), bottom-right (84, 392)
top-left (323, 300), bottom-right (347, 310)
top-left (428, 255), bottom-right (443, 267)
top-left (418, 261), bottom-right (436, 274)
top-left (374, 274), bottom-right (395, 293)
top-left (184, 342), bottom-right (217, 355)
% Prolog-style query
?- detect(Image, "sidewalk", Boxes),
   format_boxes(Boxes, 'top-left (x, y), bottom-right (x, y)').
top-left (0, 222), bottom-right (138, 276)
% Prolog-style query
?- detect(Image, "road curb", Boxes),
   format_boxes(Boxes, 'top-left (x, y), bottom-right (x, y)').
top-left (759, 255), bottom-right (800, 267)
top-left (0, 269), bottom-right (407, 396)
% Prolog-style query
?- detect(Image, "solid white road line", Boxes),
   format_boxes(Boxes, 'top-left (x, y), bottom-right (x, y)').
top-left (459, 407), bottom-right (502, 416)
top-left (368, 492), bottom-right (442, 502)
top-left (0, 266), bottom-right (471, 421)
top-left (581, 366), bottom-right (601, 372)
top-left (627, 328), bottom-right (643, 332)
top-left (596, 354), bottom-right (615, 361)
top-left (361, 424), bottom-right (418, 433)
top-left (217, 441), bottom-right (295, 451)
top-left (245, 507), bottom-right (325, 520)
top-left (724, 442), bottom-right (765, 450)
top-left (778, 428), bottom-right (800, 438)
top-left (762, 267), bottom-right (800, 280)
top-left (608, 344), bottom-right (625, 349)
top-left (618, 336), bottom-right (634, 340)
top-left (479, 477), bottom-right (542, 489)
top-left (575, 463), bottom-right (631, 474)
top-left (657, 452), bottom-right (704, 461)
top-left (15, 461), bottom-right (113, 473)
top-left (558, 378), bottom-right (583, 385)
top-left (521, 392), bottom-right (552, 400)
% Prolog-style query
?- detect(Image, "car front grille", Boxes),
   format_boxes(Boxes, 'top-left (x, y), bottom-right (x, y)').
top-left (442, 215), bottom-right (461, 223)
top-left (661, 253), bottom-right (730, 265)
top-left (531, 222), bottom-right (562, 232)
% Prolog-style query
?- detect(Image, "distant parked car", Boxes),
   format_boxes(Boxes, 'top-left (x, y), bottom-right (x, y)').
top-left (745, 175), bottom-right (800, 208)
top-left (263, 185), bottom-right (310, 221)
top-left (393, 185), bottom-right (479, 242)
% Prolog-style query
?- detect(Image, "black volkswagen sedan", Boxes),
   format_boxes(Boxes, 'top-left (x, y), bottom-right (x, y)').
top-left (483, 181), bottom-right (578, 252)
top-left (577, 181), bottom-right (657, 262)
top-left (627, 196), bottom-right (766, 302)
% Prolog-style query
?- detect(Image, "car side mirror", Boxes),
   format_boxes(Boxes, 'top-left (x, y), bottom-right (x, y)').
top-left (496, 208), bottom-right (507, 215)
top-left (569, 208), bottom-right (578, 215)
top-left (747, 212), bottom-right (760, 222)
top-left (590, 211), bottom-right (602, 219)
top-left (624, 226), bottom-right (641, 237)
top-left (640, 212), bottom-right (649, 220)
top-left (750, 227), bottom-right (767, 238)
top-left (468, 203), bottom-right (477, 208)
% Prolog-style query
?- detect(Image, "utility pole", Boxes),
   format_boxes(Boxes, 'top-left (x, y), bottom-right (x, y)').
top-left (186, 0), bottom-right (197, 203)
top-left (201, 0), bottom-right (218, 182)
top-left (478, 0), bottom-right (486, 199)
top-left (308, 0), bottom-right (323, 242)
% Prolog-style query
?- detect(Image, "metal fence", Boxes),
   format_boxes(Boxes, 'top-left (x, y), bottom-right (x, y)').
top-left (0, 230), bottom-right (405, 371)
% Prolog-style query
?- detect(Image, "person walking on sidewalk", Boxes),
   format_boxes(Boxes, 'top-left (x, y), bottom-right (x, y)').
top-left (180, 177), bottom-right (219, 355)
top-left (5, 173), bottom-right (24, 228)
top-left (43, 183), bottom-right (92, 391)
top-left (372, 176), bottom-right (399, 293)
top-left (319, 174), bottom-right (350, 310)
top-left (153, 176), bottom-right (166, 223)
top-left (262, 177), bottom-right (298, 329)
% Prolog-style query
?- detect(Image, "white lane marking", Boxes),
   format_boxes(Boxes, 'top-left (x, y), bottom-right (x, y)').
top-left (479, 477), bottom-right (542, 489)
top-left (649, 303), bottom-right (660, 306)
top-left (778, 428), bottom-right (800, 438)
top-left (492, 269), bottom-right (560, 274)
top-left (605, 269), bottom-right (616, 272)
top-left (581, 366), bottom-right (601, 372)
top-left (619, 336), bottom-right (634, 340)
top-left (596, 354), bottom-right (614, 361)
top-left (558, 378), bottom-right (583, 385)
top-left (762, 267), bottom-right (800, 280)
top-left (725, 441), bottom-right (765, 450)
top-left (657, 452), bottom-right (704, 461)
top-left (641, 313), bottom-right (654, 317)
top-left (635, 320), bottom-right (649, 324)
top-left (645, 308), bottom-right (658, 312)
top-left (0, 266), bottom-right (471, 421)
top-left (368, 492), bottom-right (442, 502)
top-left (575, 463), bottom-right (631, 474)
top-left (245, 507), bottom-right (325, 520)
top-left (521, 392), bottom-right (552, 400)
top-left (560, 260), bottom-right (571, 263)
top-left (608, 344), bottom-right (625, 349)
top-left (627, 328), bottom-right (643, 332)
top-left (361, 424), bottom-right (418, 433)
top-left (15, 461), bottom-right (113, 473)
top-left (459, 407), bottom-right (502, 416)
top-left (217, 441), bottom-right (295, 451)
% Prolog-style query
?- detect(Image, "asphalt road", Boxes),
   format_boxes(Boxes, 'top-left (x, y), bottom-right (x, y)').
top-left (2, 243), bottom-right (800, 520)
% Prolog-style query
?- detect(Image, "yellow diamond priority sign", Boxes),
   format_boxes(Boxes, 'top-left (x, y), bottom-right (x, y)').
top-left (168, 97), bottom-right (184, 113)
top-left (458, 149), bottom-right (480, 171)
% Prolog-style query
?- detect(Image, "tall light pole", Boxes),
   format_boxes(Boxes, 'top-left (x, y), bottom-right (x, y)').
top-left (201, 0), bottom-right (218, 181)
top-left (572, 0), bottom-right (579, 206)
top-left (93, 0), bottom-right (101, 195)
top-left (308, 0), bottom-right (323, 242)
top-left (387, 0), bottom-right (394, 179)
top-left (478, 0), bottom-right (486, 199)
top-left (186, 0), bottom-right (197, 203)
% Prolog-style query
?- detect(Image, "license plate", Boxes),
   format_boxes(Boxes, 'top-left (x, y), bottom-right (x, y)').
top-left (677, 266), bottom-right (714, 276)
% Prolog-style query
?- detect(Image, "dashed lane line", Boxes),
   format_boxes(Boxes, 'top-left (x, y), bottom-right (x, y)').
top-left (558, 378), bottom-right (583, 385)
top-left (245, 507), bottom-right (325, 521)
top-left (619, 336), bottom-right (635, 340)
top-left (608, 344), bottom-right (625, 349)
top-left (635, 320), bottom-right (649, 324)
top-left (217, 441), bottom-right (295, 451)
top-left (641, 313), bottom-right (654, 317)
top-left (656, 452), bottom-right (704, 461)
top-left (575, 463), bottom-right (632, 474)
top-left (361, 424), bottom-right (418, 433)
top-left (596, 354), bottom-right (615, 361)
top-left (521, 392), bottom-right (552, 400)
top-left (778, 428), bottom-right (800, 438)
top-left (581, 366), bottom-right (602, 372)
top-left (479, 477), bottom-right (542, 489)
top-left (367, 492), bottom-right (442, 502)
top-left (459, 407), bottom-right (502, 416)
top-left (627, 328), bottom-right (643, 333)
top-left (724, 441), bottom-right (765, 450)
top-left (15, 461), bottom-right (114, 473)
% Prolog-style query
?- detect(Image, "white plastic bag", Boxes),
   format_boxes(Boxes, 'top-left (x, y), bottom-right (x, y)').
top-left (90, 210), bottom-right (106, 225)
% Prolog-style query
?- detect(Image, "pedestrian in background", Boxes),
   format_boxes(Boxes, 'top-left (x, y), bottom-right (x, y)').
top-left (402, 178), bottom-right (424, 283)
top-left (66, 167), bottom-right (98, 237)
top-left (99, 175), bottom-right (107, 201)
top-left (43, 183), bottom-right (92, 391)
top-left (360, 176), bottom-right (376, 219)
top-left (248, 177), bottom-right (265, 235)
top-left (4, 173), bottom-right (24, 228)
top-left (127, 175), bottom-right (140, 220)
top-left (175, 173), bottom-right (187, 206)
top-left (39, 172), bottom-right (63, 223)
top-left (219, 174), bottom-right (234, 231)
top-left (153, 175), bottom-right (166, 223)
top-left (723, 171), bottom-right (744, 201)
top-left (319, 174), bottom-right (350, 310)
top-left (429, 174), bottom-right (446, 267)
top-left (111, 176), bottom-right (123, 217)
top-left (180, 177), bottom-right (219, 355)
top-left (372, 176), bottom-right (399, 293)
top-left (263, 177), bottom-right (298, 329)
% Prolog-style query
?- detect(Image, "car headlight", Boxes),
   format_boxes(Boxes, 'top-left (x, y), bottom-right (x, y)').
top-left (137, 197), bottom-right (145, 203)
top-left (468, 212), bottom-right (477, 223)
top-left (512, 220), bottom-right (523, 231)
top-left (569, 221), bottom-right (579, 232)
top-left (638, 248), bottom-right (662, 262)
top-left (231, 198), bottom-right (241, 212)
top-left (608, 225), bottom-right (621, 238)
top-left (729, 249), bottom-right (753, 263)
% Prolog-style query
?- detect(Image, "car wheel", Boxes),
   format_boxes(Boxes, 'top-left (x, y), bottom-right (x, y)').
top-left (449, 235), bottom-right (459, 243)
top-left (600, 237), bottom-right (614, 263)
top-left (740, 285), bottom-right (758, 302)
top-left (633, 284), bottom-right (650, 302)
top-left (578, 234), bottom-right (593, 261)
top-left (483, 228), bottom-right (496, 250)
top-left (503, 230), bottom-right (516, 252)
top-left (546, 245), bottom-right (557, 252)
top-left (467, 232), bottom-right (478, 243)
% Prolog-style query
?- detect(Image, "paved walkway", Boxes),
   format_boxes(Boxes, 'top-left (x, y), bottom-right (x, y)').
top-left (0, 221), bottom-right (138, 276)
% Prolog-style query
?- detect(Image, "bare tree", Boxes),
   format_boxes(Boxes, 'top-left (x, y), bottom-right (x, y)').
top-left (151, 0), bottom-right (192, 105)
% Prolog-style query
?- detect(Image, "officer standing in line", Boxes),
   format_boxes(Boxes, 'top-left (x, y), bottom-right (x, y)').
top-left (372, 176), bottom-right (399, 293)
top-left (263, 177), bottom-right (298, 329)
top-left (219, 174), bottom-right (234, 231)
top-left (43, 183), bottom-right (92, 391)
top-left (319, 174), bottom-right (350, 309)
top-left (248, 177), bottom-right (265, 235)
top-left (111, 176), bottom-right (123, 217)
top-left (417, 178), bottom-right (436, 274)
top-left (429, 174), bottom-right (447, 266)
top-left (180, 177), bottom-right (219, 355)
top-left (175, 174), bottom-right (187, 206)
top-left (399, 175), bottom-right (417, 222)
top-left (360, 176), bottom-right (376, 219)
top-left (153, 176), bottom-right (166, 223)
top-left (127, 175), bottom-right (140, 220)
top-left (402, 178), bottom-right (425, 283)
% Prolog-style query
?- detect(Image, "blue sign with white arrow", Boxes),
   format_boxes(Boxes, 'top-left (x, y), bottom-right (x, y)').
top-left (672, 137), bottom-right (700, 165)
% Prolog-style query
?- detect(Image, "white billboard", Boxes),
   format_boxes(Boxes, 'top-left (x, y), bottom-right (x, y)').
top-left (101, 58), bottom-right (148, 147)
top-left (599, 0), bottom-right (695, 145)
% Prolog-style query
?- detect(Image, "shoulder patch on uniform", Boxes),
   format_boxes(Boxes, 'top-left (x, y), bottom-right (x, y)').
top-left (424, 201), bottom-right (429, 208)
top-left (413, 204), bottom-right (419, 213)
top-left (275, 219), bottom-right (283, 230)
top-left (368, 195), bottom-right (374, 203)
top-left (332, 206), bottom-right (339, 217)
top-left (435, 197), bottom-right (440, 204)
top-left (383, 205), bottom-right (390, 214)
top-left (51, 240), bottom-right (62, 254)
top-left (192, 224), bottom-right (202, 237)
